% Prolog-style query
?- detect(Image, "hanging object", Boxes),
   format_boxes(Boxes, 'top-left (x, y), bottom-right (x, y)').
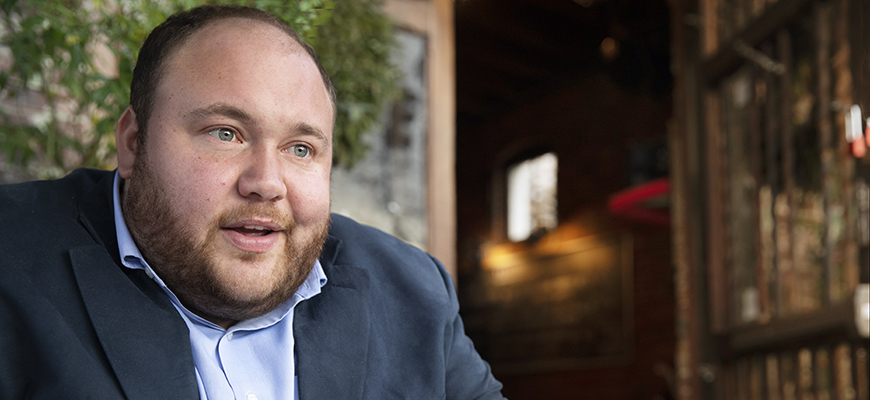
top-left (845, 105), bottom-right (866, 158)
top-left (607, 178), bottom-right (670, 226)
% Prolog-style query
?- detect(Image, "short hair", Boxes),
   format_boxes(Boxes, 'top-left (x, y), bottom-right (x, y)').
top-left (129, 4), bottom-right (337, 141)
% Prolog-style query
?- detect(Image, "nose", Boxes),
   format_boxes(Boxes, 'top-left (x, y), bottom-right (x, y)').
top-left (237, 148), bottom-right (287, 201)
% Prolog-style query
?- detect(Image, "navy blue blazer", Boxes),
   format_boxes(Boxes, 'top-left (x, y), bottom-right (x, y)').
top-left (0, 169), bottom-right (504, 399)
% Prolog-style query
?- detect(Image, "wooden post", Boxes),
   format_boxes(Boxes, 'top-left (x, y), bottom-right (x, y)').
top-left (382, 0), bottom-right (457, 279)
top-left (670, 0), bottom-right (706, 398)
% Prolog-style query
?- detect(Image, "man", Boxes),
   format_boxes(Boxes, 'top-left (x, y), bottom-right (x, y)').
top-left (0, 5), bottom-right (505, 399)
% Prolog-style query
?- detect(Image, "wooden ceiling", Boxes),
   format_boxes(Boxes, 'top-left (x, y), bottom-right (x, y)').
top-left (454, 0), bottom-right (672, 131)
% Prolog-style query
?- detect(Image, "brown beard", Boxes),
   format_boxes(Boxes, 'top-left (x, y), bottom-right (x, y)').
top-left (121, 150), bottom-right (328, 325)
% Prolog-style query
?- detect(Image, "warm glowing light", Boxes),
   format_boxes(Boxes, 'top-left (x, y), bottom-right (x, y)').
top-left (600, 37), bottom-right (620, 61)
top-left (481, 222), bottom-right (603, 272)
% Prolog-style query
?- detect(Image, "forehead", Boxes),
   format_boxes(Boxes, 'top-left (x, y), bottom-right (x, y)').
top-left (199, 18), bottom-right (293, 48)
top-left (167, 18), bottom-right (302, 73)
top-left (154, 18), bottom-right (334, 133)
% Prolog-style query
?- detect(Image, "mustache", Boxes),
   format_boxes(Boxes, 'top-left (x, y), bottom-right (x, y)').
top-left (216, 203), bottom-right (295, 231)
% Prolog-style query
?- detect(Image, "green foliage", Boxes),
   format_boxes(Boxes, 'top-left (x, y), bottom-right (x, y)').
top-left (312, 0), bottom-right (400, 166)
top-left (0, 0), bottom-right (397, 178)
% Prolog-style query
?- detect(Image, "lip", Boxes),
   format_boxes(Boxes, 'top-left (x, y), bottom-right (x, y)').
top-left (221, 219), bottom-right (285, 254)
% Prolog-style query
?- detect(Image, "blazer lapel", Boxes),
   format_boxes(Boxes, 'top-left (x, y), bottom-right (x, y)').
top-left (70, 246), bottom-right (199, 400)
top-left (295, 235), bottom-right (371, 400)
top-left (71, 171), bottom-right (199, 400)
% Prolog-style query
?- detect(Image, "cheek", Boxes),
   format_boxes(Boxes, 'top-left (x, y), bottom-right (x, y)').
top-left (158, 154), bottom-right (234, 218)
top-left (290, 172), bottom-right (331, 221)
top-left (188, 162), bottom-right (233, 201)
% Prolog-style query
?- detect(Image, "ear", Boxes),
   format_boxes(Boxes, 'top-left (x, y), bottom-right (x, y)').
top-left (116, 106), bottom-right (139, 179)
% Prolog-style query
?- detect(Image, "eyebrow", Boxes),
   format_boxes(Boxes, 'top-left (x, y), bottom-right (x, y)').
top-left (291, 122), bottom-right (330, 147)
top-left (184, 103), bottom-right (254, 125)
top-left (184, 103), bottom-right (330, 146)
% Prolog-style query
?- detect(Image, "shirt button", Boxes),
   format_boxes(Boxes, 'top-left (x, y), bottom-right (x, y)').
top-left (246, 393), bottom-right (258, 400)
top-left (226, 332), bottom-right (233, 341)
top-left (145, 269), bottom-right (154, 279)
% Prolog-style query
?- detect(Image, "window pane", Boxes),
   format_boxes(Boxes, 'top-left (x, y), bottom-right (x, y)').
top-left (507, 152), bottom-right (558, 242)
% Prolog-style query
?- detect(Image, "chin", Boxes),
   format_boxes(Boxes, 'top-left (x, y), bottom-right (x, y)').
top-left (211, 260), bottom-right (284, 293)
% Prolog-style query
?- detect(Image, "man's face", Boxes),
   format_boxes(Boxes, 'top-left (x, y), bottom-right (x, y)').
top-left (117, 18), bottom-right (334, 327)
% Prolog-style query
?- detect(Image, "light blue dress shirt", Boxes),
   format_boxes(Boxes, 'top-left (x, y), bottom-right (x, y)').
top-left (111, 172), bottom-right (327, 400)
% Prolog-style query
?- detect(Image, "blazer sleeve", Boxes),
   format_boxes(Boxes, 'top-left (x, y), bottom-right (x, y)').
top-left (434, 256), bottom-right (507, 400)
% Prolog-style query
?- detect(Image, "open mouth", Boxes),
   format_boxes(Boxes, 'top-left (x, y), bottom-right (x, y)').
top-left (229, 225), bottom-right (275, 236)
top-left (220, 220), bottom-right (285, 253)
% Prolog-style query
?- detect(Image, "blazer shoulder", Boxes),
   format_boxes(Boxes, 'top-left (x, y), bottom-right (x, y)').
top-left (0, 169), bottom-right (115, 267)
top-left (327, 213), bottom-right (438, 270)
top-left (326, 213), bottom-right (455, 305)
top-left (0, 168), bottom-right (112, 217)
top-left (327, 214), bottom-right (422, 250)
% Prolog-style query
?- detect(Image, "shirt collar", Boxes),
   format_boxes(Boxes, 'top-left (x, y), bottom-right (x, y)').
top-left (111, 171), bottom-right (327, 330)
top-left (112, 171), bottom-right (145, 268)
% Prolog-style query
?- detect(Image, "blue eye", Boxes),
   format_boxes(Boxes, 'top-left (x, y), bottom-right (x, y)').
top-left (291, 145), bottom-right (310, 158)
top-left (208, 128), bottom-right (236, 142)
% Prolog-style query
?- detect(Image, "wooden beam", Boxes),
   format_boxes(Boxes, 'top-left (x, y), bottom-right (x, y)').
top-left (703, 0), bottom-right (814, 85)
top-left (724, 302), bottom-right (860, 357)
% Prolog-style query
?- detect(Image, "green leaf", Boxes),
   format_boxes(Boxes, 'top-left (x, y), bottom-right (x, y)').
top-left (20, 15), bottom-right (44, 31)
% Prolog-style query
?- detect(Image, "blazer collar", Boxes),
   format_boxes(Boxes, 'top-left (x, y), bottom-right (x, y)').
top-left (75, 170), bottom-right (121, 265)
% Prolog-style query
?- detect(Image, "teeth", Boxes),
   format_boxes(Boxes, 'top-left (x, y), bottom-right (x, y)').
top-left (243, 225), bottom-right (268, 231)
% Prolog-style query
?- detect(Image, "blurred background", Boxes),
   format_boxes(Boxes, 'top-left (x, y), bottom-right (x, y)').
top-left (2, 0), bottom-right (869, 399)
